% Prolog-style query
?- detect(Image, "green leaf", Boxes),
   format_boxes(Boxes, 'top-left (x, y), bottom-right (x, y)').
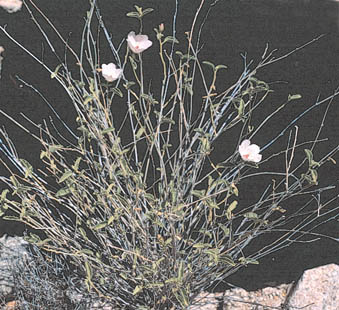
top-left (58, 170), bottom-right (73, 183)
top-left (107, 216), bottom-right (115, 225)
top-left (146, 282), bottom-right (164, 289)
top-left (233, 98), bottom-right (245, 117)
top-left (101, 127), bottom-right (115, 135)
top-left (243, 212), bottom-right (258, 219)
top-left (79, 249), bottom-right (94, 256)
top-left (215, 64), bottom-right (228, 71)
top-left (177, 288), bottom-right (189, 307)
top-left (72, 157), bottom-right (82, 172)
top-left (24, 233), bottom-right (41, 244)
top-left (231, 183), bottom-right (239, 196)
top-left (83, 95), bottom-right (94, 106)
top-left (126, 12), bottom-right (139, 18)
top-left (124, 81), bottom-right (136, 89)
top-left (2, 215), bottom-right (20, 221)
top-left (0, 189), bottom-right (9, 201)
top-left (178, 260), bottom-right (184, 281)
top-left (209, 179), bottom-right (229, 191)
top-left (134, 5), bottom-right (142, 14)
top-left (204, 248), bottom-right (219, 264)
top-left (163, 36), bottom-right (179, 44)
top-left (10, 176), bottom-right (19, 187)
top-left (175, 51), bottom-right (183, 58)
top-left (0, 204), bottom-right (10, 217)
top-left (129, 56), bottom-right (138, 70)
top-left (304, 149), bottom-right (313, 163)
top-left (79, 227), bottom-right (88, 240)
top-left (85, 260), bottom-right (92, 281)
top-left (135, 127), bottom-right (145, 139)
top-left (194, 128), bottom-right (206, 136)
top-left (219, 254), bottom-right (236, 266)
top-left (55, 186), bottom-right (72, 197)
top-left (111, 87), bottom-right (123, 97)
top-left (161, 117), bottom-right (175, 125)
top-left (310, 168), bottom-right (318, 185)
top-left (239, 257), bottom-right (259, 265)
top-left (40, 150), bottom-right (48, 160)
top-left (51, 64), bottom-right (62, 79)
top-left (226, 201), bottom-right (237, 220)
top-left (165, 277), bottom-right (179, 284)
top-left (19, 159), bottom-right (33, 178)
top-left (142, 8), bottom-right (154, 16)
top-left (288, 94), bottom-right (302, 101)
top-left (218, 224), bottom-right (230, 236)
top-left (193, 243), bottom-right (211, 249)
top-left (304, 149), bottom-right (320, 168)
top-left (93, 221), bottom-right (109, 231)
top-left (140, 93), bottom-right (159, 105)
top-left (191, 189), bottom-right (206, 199)
top-left (199, 136), bottom-right (211, 153)
top-left (36, 238), bottom-right (52, 247)
top-left (202, 61), bottom-right (215, 70)
top-left (49, 145), bottom-right (63, 153)
top-left (133, 285), bottom-right (143, 295)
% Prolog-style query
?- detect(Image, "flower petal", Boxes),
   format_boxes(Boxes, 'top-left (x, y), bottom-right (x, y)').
top-left (247, 144), bottom-right (260, 154)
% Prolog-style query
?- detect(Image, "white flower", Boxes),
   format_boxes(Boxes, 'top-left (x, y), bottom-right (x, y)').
top-left (0, 0), bottom-right (22, 13)
top-left (126, 31), bottom-right (152, 54)
top-left (239, 139), bottom-right (262, 163)
top-left (101, 63), bottom-right (123, 82)
top-left (0, 46), bottom-right (4, 61)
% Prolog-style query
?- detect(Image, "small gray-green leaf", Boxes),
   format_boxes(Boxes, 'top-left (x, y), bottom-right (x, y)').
top-left (288, 94), bottom-right (302, 101)
top-left (56, 187), bottom-right (72, 197)
top-left (58, 170), bottom-right (73, 183)
top-left (226, 201), bottom-right (237, 220)
top-left (215, 64), bottom-right (228, 71)
top-left (133, 285), bottom-right (143, 295)
top-left (163, 36), bottom-right (179, 44)
top-left (49, 145), bottom-right (63, 153)
top-left (51, 64), bottom-right (62, 79)
top-left (243, 212), bottom-right (258, 219)
top-left (126, 12), bottom-right (139, 18)
top-left (101, 127), bottom-right (115, 135)
top-left (142, 8), bottom-right (154, 16)
top-left (202, 61), bottom-right (215, 70)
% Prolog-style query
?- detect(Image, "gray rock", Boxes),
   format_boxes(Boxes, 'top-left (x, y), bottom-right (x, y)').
top-left (0, 235), bottom-right (32, 297)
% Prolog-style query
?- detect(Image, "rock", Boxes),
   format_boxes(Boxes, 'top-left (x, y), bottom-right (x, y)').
top-left (0, 235), bottom-right (32, 297)
top-left (190, 264), bottom-right (339, 310)
top-left (286, 264), bottom-right (339, 310)
top-left (189, 292), bottom-right (222, 310)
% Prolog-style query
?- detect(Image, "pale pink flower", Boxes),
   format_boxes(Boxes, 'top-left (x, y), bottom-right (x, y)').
top-left (0, 0), bottom-right (22, 13)
top-left (0, 46), bottom-right (4, 54)
top-left (101, 63), bottom-right (123, 82)
top-left (126, 31), bottom-right (152, 54)
top-left (239, 139), bottom-right (262, 163)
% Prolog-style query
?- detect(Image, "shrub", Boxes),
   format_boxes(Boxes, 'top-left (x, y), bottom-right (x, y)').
top-left (6, 244), bottom-right (86, 310)
top-left (0, 0), bottom-right (338, 308)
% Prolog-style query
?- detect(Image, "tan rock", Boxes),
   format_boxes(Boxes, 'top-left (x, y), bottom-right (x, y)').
top-left (287, 263), bottom-right (339, 310)
top-left (190, 264), bottom-right (339, 310)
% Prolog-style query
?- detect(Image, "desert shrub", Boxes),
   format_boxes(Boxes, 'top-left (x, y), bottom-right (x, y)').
top-left (0, 0), bottom-right (338, 309)
top-left (7, 244), bottom-right (86, 310)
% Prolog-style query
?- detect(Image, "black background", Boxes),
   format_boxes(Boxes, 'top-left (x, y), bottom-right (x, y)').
top-left (0, 0), bottom-right (338, 291)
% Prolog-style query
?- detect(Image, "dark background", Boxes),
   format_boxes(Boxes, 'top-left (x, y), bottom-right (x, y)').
top-left (0, 0), bottom-right (338, 291)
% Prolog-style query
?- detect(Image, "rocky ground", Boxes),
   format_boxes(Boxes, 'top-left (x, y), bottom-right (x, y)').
top-left (1, 234), bottom-right (338, 310)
